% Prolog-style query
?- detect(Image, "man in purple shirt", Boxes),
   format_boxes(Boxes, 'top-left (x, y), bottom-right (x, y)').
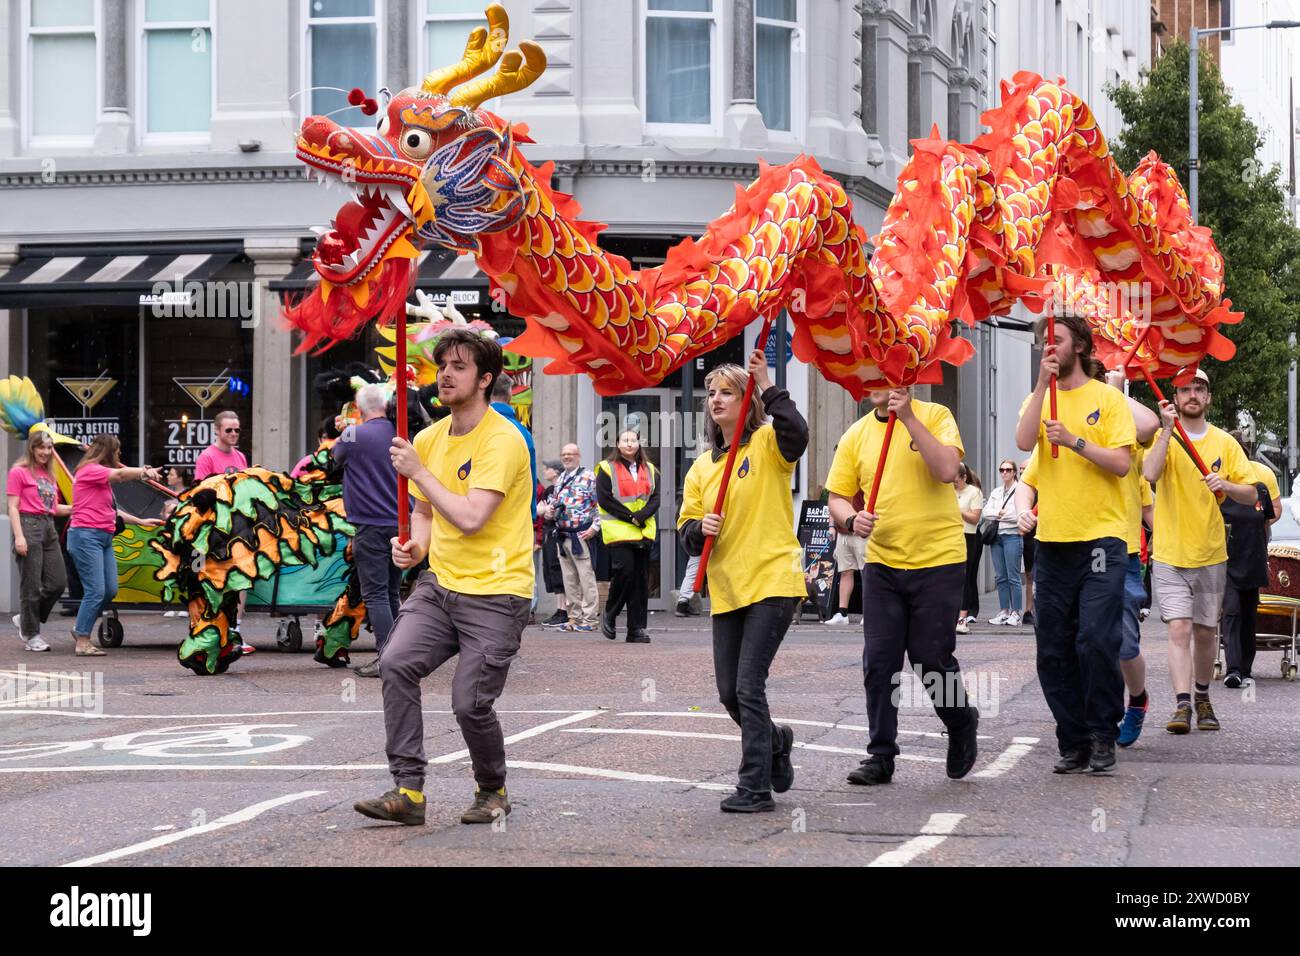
top-left (332, 384), bottom-right (402, 678)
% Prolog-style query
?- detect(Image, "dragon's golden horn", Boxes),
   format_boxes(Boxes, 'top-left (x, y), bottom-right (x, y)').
top-left (449, 41), bottom-right (547, 109)
top-left (421, 3), bottom-right (509, 95)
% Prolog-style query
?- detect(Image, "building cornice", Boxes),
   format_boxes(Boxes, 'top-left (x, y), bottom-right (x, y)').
top-left (0, 164), bottom-right (309, 189)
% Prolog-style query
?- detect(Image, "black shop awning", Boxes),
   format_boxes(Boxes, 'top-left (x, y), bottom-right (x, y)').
top-left (270, 244), bottom-right (489, 307)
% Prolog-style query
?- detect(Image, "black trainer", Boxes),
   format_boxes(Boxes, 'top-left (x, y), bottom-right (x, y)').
top-left (1089, 737), bottom-right (1116, 773)
top-left (846, 755), bottom-right (894, 785)
top-left (1052, 746), bottom-right (1091, 774)
top-left (771, 725), bottom-right (795, 793)
top-left (946, 707), bottom-right (979, 779)
top-left (601, 615), bottom-right (617, 641)
top-left (1222, 671), bottom-right (1243, 689)
top-left (674, 600), bottom-right (693, 617)
top-left (719, 788), bottom-right (775, 813)
top-left (541, 610), bottom-right (568, 628)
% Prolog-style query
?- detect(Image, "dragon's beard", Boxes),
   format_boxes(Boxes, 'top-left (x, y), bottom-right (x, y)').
top-left (284, 255), bottom-right (417, 354)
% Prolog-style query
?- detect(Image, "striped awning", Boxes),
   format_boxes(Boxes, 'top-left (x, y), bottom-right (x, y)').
top-left (0, 243), bottom-right (243, 307)
top-left (270, 244), bottom-right (488, 303)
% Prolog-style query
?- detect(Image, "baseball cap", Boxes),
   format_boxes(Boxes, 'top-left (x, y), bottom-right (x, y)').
top-left (1172, 367), bottom-right (1210, 388)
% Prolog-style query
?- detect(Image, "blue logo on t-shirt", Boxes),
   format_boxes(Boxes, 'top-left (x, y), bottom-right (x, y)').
top-left (457, 458), bottom-right (472, 480)
top-left (1211, 457), bottom-right (1222, 473)
top-left (737, 457), bottom-right (750, 478)
top-left (1086, 409), bottom-right (1100, 425)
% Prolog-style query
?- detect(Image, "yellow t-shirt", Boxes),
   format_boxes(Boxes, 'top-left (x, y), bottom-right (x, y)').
top-left (1018, 379), bottom-right (1134, 544)
top-left (409, 408), bottom-right (535, 598)
top-left (678, 423), bottom-right (806, 615)
top-left (1151, 423), bottom-right (1252, 568)
top-left (1250, 461), bottom-right (1281, 504)
top-left (1122, 441), bottom-right (1155, 555)
top-left (824, 401), bottom-right (965, 569)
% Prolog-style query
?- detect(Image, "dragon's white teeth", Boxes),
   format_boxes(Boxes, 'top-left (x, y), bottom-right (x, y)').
top-left (344, 250), bottom-right (362, 266)
top-left (382, 185), bottom-right (412, 219)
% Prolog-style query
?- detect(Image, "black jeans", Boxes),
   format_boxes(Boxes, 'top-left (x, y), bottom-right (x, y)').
top-left (352, 524), bottom-right (402, 654)
top-left (861, 561), bottom-right (975, 757)
top-left (1033, 538), bottom-right (1125, 751)
top-left (713, 597), bottom-right (798, 793)
top-left (961, 532), bottom-right (982, 615)
top-left (1221, 585), bottom-right (1259, 678)
top-left (605, 542), bottom-right (649, 632)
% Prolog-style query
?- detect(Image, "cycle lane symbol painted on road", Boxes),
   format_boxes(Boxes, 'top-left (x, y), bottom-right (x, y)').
top-left (0, 723), bottom-right (311, 762)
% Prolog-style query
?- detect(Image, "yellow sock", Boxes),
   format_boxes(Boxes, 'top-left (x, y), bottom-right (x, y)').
top-left (495, 787), bottom-right (506, 797)
top-left (399, 787), bottom-right (424, 803)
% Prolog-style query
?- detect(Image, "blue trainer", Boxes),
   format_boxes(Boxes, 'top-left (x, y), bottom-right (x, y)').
top-left (1117, 701), bottom-right (1148, 748)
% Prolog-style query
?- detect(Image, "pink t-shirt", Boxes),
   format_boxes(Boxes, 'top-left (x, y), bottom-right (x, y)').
top-left (193, 444), bottom-right (248, 481)
top-left (70, 463), bottom-right (117, 533)
top-left (6, 465), bottom-right (59, 515)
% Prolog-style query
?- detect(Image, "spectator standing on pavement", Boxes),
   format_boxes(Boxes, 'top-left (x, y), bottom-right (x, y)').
top-left (194, 411), bottom-right (247, 480)
top-left (596, 429), bottom-right (659, 644)
top-left (1018, 459), bottom-right (1037, 625)
top-left (1219, 456), bottom-right (1282, 689)
top-left (954, 462), bottom-right (984, 634)
top-left (679, 351), bottom-right (806, 813)
top-left (1143, 368), bottom-right (1257, 735)
top-left (537, 459), bottom-right (569, 627)
top-left (490, 376), bottom-right (536, 517)
top-left (354, 328), bottom-right (533, 827)
top-left (1015, 313), bottom-right (1133, 774)
top-left (8, 430), bottom-right (71, 651)
top-left (550, 443), bottom-right (600, 632)
top-left (67, 436), bottom-right (161, 657)
top-left (332, 383), bottom-right (402, 679)
top-left (981, 458), bottom-right (1023, 626)
top-left (827, 386), bottom-right (980, 788)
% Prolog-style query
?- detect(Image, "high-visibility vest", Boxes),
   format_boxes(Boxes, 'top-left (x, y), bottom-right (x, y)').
top-left (597, 458), bottom-right (656, 544)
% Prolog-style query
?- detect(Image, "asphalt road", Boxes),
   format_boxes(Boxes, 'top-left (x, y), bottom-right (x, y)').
top-left (2, 607), bottom-right (1297, 868)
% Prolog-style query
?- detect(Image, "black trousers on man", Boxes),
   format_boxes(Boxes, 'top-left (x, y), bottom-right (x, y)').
top-left (861, 561), bottom-right (976, 757)
top-left (1033, 537), bottom-right (1125, 752)
top-left (1221, 585), bottom-right (1260, 679)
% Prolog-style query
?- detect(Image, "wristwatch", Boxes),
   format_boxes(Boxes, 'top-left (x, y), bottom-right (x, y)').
top-left (1073, 436), bottom-right (1086, 452)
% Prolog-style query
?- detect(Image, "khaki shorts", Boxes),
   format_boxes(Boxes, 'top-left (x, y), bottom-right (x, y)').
top-left (833, 532), bottom-right (866, 573)
top-left (1153, 560), bottom-right (1226, 627)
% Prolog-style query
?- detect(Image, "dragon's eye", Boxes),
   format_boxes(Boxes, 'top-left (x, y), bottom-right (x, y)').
top-left (376, 114), bottom-right (391, 135)
top-left (399, 128), bottom-right (434, 160)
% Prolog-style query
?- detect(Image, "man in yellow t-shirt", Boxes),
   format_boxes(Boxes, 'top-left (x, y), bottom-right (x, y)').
top-left (825, 388), bottom-right (979, 786)
top-left (1014, 313), bottom-right (1134, 775)
top-left (1144, 368), bottom-right (1258, 734)
top-left (354, 329), bottom-right (534, 829)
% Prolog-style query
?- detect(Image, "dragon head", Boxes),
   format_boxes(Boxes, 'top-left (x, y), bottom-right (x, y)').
top-left (286, 4), bottom-right (545, 351)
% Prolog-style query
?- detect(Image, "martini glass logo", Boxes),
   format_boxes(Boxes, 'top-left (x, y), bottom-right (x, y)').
top-left (173, 370), bottom-right (231, 418)
top-left (57, 370), bottom-right (117, 418)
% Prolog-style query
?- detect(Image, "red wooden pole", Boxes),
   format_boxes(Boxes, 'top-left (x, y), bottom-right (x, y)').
top-left (865, 411), bottom-right (897, 514)
top-left (396, 312), bottom-right (410, 544)
top-left (1048, 310), bottom-right (1059, 459)
top-left (691, 317), bottom-right (776, 594)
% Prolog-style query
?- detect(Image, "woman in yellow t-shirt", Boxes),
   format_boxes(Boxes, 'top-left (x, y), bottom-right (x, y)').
top-left (678, 349), bottom-right (808, 814)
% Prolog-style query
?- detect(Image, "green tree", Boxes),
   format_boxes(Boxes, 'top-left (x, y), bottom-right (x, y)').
top-left (1107, 40), bottom-right (1300, 438)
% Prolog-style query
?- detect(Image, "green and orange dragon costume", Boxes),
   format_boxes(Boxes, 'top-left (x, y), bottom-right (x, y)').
top-left (147, 5), bottom-right (1239, 673)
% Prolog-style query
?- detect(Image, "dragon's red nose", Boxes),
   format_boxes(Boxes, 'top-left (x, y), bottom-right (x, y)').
top-left (298, 115), bottom-right (342, 147)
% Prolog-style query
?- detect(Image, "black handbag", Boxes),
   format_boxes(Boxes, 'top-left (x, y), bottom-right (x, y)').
top-left (978, 483), bottom-right (1016, 545)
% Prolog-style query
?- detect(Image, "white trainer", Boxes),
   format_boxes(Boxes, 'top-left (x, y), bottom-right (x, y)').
top-left (824, 613), bottom-right (849, 625)
top-left (988, 610), bottom-right (1009, 625)
top-left (22, 635), bottom-right (51, 652)
top-left (1007, 611), bottom-right (1022, 626)
top-left (956, 622), bottom-right (970, 634)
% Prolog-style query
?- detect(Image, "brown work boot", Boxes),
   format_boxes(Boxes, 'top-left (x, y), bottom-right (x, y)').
top-left (354, 787), bottom-right (425, 826)
top-left (1166, 702), bottom-right (1192, 735)
top-left (461, 787), bottom-right (511, 824)
top-left (1195, 698), bottom-right (1221, 731)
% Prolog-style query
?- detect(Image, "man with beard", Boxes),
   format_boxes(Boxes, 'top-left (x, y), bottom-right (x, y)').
top-left (1143, 369), bottom-right (1256, 734)
top-left (354, 328), bottom-right (534, 827)
top-left (1015, 313), bottom-right (1134, 774)
top-left (826, 387), bottom-right (979, 786)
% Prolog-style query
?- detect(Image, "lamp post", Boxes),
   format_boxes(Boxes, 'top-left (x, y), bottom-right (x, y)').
top-left (1189, 20), bottom-right (1300, 222)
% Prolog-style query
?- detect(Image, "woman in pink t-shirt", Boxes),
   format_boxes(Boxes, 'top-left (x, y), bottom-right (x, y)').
top-left (7, 431), bottom-right (72, 651)
top-left (66, 435), bottom-right (162, 656)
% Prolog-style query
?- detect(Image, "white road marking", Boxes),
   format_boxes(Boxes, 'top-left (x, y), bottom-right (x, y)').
top-left (971, 736), bottom-right (1039, 779)
top-left (617, 711), bottom-right (988, 740)
top-left (61, 790), bottom-right (326, 867)
top-left (506, 760), bottom-right (733, 791)
top-left (429, 710), bottom-right (603, 764)
top-left (867, 812), bottom-right (966, 867)
top-left (0, 708), bottom-right (592, 720)
top-left (561, 727), bottom-right (944, 763)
